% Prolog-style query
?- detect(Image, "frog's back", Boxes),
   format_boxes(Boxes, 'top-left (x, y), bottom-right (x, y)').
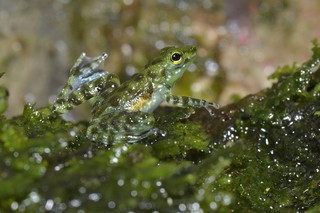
top-left (92, 73), bottom-right (155, 116)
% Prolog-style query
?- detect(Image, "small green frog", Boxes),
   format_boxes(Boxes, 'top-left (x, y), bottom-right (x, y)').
top-left (52, 46), bottom-right (219, 144)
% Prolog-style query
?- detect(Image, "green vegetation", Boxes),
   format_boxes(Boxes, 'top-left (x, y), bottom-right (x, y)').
top-left (1, 42), bottom-right (320, 212)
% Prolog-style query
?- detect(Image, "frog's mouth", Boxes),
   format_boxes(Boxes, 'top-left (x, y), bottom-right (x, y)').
top-left (184, 56), bottom-right (195, 66)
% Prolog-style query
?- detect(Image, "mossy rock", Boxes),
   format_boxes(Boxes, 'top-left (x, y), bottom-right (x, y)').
top-left (1, 42), bottom-right (320, 212)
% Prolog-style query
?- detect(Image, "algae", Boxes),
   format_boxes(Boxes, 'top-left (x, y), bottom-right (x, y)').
top-left (0, 42), bottom-right (320, 212)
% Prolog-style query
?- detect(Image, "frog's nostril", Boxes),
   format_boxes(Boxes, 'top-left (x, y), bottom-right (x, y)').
top-left (190, 46), bottom-right (197, 52)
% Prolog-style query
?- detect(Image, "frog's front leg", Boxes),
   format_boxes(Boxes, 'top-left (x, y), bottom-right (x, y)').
top-left (86, 111), bottom-right (163, 144)
top-left (166, 95), bottom-right (220, 116)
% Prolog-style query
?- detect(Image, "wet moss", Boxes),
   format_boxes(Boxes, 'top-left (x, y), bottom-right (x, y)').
top-left (1, 42), bottom-right (320, 212)
top-left (192, 40), bottom-right (320, 211)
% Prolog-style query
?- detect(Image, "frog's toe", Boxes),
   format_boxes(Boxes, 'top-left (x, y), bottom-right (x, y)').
top-left (204, 102), bottom-right (219, 116)
top-left (208, 102), bottom-right (220, 109)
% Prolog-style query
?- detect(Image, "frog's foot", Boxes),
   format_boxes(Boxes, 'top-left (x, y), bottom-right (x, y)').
top-left (204, 101), bottom-right (220, 116)
top-left (125, 127), bottom-right (166, 143)
top-left (109, 127), bottom-right (164, 143)
top-left (87, 127), bottom-right (160, 144)
top-left (52, 53), bottom-right (121, 114)
top-left (150, 128), bottom-right (166, 137)
top-left (60, 52), bottom-right (109, 98)
top-left (70, 52), bottom-right (109, 89)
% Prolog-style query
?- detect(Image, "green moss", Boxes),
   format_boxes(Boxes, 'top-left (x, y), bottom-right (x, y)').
top-left (1, 42), bottom-right (320, 212)
top-left (150, 107), bottom-right (210, 160)
top-left (200, 41), bottom-right (320, 211)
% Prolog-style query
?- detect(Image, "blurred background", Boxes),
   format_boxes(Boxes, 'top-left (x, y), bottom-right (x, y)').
top-left (0, 0), bottom-right (319, 119)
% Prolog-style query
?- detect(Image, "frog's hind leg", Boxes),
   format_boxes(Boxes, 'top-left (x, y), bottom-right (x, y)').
top-left (52, 74), bottom-right (120, 114)
top-left (52, 52), bottom-right (120, 114)
top-left (86, 111), bottom-right (159, 145)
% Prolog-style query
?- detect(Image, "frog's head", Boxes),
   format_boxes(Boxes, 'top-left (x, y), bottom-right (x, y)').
top-left (147, 46), bottom-right (196, 87)
top-left (161, 46), bottom-right (196, 87)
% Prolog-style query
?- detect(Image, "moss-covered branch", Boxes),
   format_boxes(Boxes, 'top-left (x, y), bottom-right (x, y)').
top-left (0, 42), bottom-right (320, 212)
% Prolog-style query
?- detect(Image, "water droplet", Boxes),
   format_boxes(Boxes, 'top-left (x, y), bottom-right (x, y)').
top-left (160, 187), bottom-right (166, 194)
top-left (121, 43), bottom-right (132, 56)
top-left (54, 164), bottom-right (64, 171)
top-left (155, 40), bottom-right (165, 49)
top-left (210, 201), bottom-right (217, 210)
top-left (10, 201), bottom-right (19, 210)
top-left (45, 199), bottom-right (54, 210)
top-left (110, 157), bottom-right (119, 164)
top-left (142, 181), bottom-right (150, 188)
top-left (265, 138), bottom-right (269, 146)
top-left (32, 153), bottom-right (43, 164)
top-left (125, 65), bottom-right (137, 76)
top-left (179, 203), bottom-right (187, 211)
top-left (215, 194), bottom-right (222, 202)
top-left (108, 201), bottom-right (116, 208)
top-left (189, 202), bottom-right (201, 212)
top-left (117, 179), bottom-right (125, 186)
top-left (79, 187), bottom-right (86, 194)
top-left (151, 193), bottom-right (158, 199)
top-left (88, 193), bottom-right (101, 201)
top-left (205, 59), bottom-right (219, 76)
top-left (70, 199), bottom-right (81, 207)
top-left (131, 190), bottom-right (138, 197)
top-left (70, 130), bottom-right (76, 137)
top-left (29, 191), bottom-right (40, 203)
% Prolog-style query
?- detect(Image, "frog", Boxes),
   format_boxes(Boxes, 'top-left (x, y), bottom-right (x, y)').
top-left (52, 46), bottom-right (219, 144)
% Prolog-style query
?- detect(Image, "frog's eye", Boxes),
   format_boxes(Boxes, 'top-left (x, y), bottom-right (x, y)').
top-left (170, 52), bottom-right (183, 65)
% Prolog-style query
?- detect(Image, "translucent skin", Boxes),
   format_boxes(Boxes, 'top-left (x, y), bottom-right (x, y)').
top-left (53, 46), bottom-right (219, 144)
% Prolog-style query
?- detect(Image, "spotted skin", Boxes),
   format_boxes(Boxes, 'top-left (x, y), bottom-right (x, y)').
top-left (53, 46), bottom-right (219, 144)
